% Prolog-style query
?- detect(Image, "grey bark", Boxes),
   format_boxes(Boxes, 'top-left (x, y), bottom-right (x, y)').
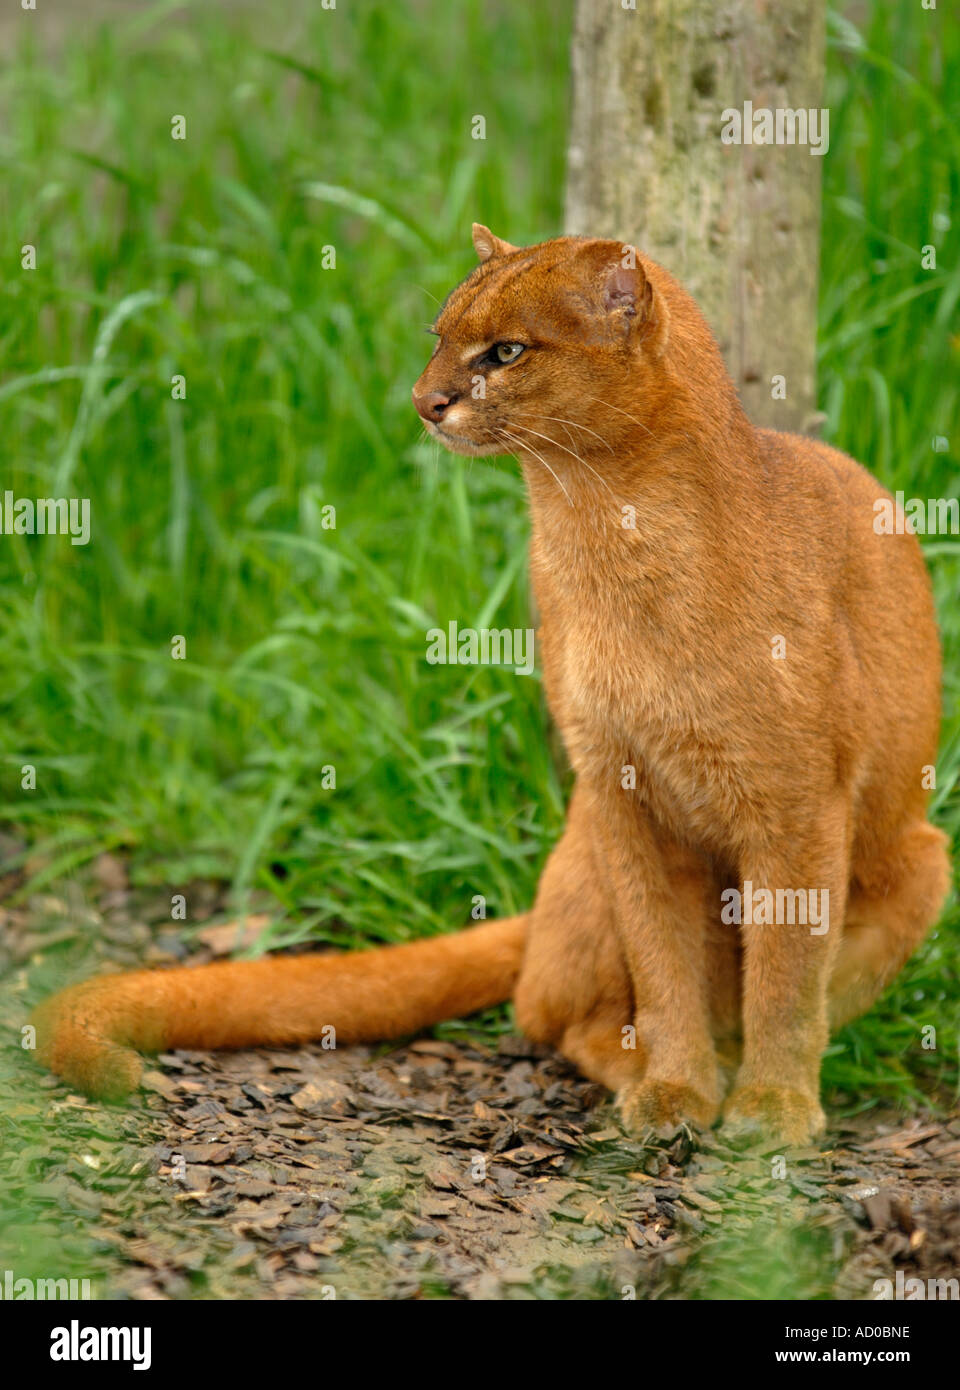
top-left (566, 0), bottom-right (827, 432)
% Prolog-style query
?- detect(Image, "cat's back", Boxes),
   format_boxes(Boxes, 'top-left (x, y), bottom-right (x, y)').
top-left (756, 427), bottom-right (931, 594)
top-left (756, 425), bottom-right (940, 710)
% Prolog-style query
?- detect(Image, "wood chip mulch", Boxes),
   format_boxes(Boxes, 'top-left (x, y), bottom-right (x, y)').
top-left (0, 855), bottom-right (957, 1301)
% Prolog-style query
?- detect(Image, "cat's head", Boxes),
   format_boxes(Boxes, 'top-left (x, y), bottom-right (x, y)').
top-left (411, 224), bottom-right (673, 461)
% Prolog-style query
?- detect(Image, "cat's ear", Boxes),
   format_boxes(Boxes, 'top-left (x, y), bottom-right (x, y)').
top-left (472, 223), bottom-right (518, 262)
top-left (602, 264), bottom-right (651, 316)
top-left (601, 255), bottom-right (667, 351)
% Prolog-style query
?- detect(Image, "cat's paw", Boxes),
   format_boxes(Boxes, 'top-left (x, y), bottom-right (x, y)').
top-left (714, 1038), bottom-right (742, 1096)
top-left (721, 1085), bottom-right (825, 1146)
top-left (617, 1079), bottom-right (719, 1138)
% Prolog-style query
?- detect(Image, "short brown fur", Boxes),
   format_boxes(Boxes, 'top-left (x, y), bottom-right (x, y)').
top-left (33, 227), bottom-right (950, 1143)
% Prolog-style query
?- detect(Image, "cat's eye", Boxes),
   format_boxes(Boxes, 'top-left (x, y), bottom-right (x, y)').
top-left (491, 342), bottom-right (525, 365)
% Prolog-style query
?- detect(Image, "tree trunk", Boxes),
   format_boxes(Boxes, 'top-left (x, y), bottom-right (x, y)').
top-left (566, 0), bottom-right (826, 433)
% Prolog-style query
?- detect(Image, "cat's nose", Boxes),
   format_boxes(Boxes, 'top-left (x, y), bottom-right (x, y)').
top-left (412, 388), bottom-right (458, 423)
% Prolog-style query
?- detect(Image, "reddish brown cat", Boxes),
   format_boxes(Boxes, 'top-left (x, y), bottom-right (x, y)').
top-left (33, 225), bottom-right (949, 1144)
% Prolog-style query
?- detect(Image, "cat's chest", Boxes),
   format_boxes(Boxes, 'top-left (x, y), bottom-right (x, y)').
top-left (545, 612), bottom-right (745, 845)
top-left (550, 608), bottom-right (688, 740)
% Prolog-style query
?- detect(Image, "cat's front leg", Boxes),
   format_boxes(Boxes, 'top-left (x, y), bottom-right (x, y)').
top-left (590, 788), bottom-right (722, 1135)
top-left (723, 809), bottom-right (848, 1144)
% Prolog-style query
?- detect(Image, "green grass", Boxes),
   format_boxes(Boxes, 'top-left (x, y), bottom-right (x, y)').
top-left (818, 4), bottom-right (960, 1105)
top-left (0, 0), bottom-right (957, 1113)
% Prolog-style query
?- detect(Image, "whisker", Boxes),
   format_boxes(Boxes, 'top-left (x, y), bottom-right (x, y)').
top-left (496, 429), bottom-right (574, 508)
top-left (582, 394), bottom-right (655, 440)
top-left (410, 282), bottom-right (443, 308)
top-left (571, 454), bottom-right (617, 501)
top-left (507, 421), bottom-right (589, 468)
top-left (507, 421), bottom-right (616, 501)
top-left (555, 419), bottom-right (582, 464)
top-left (529, 413), bottom-right (615, 454)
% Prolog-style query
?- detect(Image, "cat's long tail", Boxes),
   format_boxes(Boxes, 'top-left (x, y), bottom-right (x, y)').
top-left (32, 915), bottom-right (529, 1100)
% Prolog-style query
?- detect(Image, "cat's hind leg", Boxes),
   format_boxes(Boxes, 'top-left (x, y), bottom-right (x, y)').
top-left (513, 788), bottom-right (639, 1092)
top-left (830, 821), bottom-right (950, 1029)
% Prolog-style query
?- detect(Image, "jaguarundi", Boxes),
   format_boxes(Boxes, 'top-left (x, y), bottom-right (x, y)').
top-left (32, 224), bottom-right (950, 1144)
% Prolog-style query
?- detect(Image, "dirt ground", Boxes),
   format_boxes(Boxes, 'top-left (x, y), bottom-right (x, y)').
top-left (1, 855), bottom-right (958, 1301)
top-left (2, 0), bottom-right (955, 1304)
